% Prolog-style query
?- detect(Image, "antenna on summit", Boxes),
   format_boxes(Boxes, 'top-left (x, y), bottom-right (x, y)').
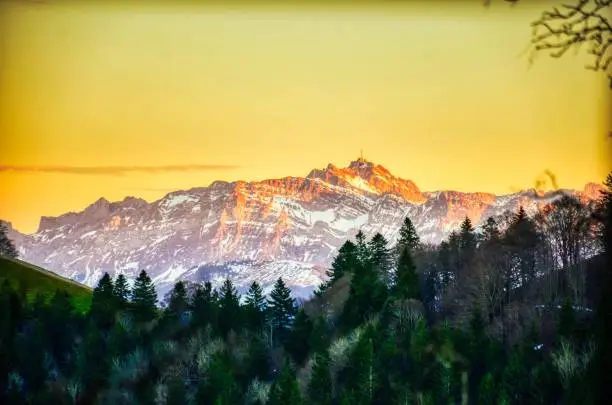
top-left (360, 149), bottom-right (364, 162)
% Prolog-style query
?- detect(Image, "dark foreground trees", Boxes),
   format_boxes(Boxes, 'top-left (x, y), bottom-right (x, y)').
top-left (0, 173), bottom-right (610, 404)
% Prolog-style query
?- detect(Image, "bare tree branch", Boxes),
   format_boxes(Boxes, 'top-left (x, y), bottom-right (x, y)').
top-left (529, 0), bottom-right (612, 87)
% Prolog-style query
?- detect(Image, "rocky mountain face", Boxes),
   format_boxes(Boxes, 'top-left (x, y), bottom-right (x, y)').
top-left (5, 159), bottom-right (604, 298)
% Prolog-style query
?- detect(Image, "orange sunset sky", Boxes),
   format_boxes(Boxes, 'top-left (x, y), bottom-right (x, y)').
top-left (0, 0), bottom-right (610, 234)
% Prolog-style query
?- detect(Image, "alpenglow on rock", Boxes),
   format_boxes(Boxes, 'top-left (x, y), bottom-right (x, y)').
top-left (6, 159), bottom-right (604, 298)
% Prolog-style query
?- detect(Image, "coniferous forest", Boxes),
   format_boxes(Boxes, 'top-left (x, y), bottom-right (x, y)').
top-left (1, 174), bottom-right (611, 405)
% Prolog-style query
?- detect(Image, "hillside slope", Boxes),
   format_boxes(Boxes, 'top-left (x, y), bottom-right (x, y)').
top-left (0, 256), bottom-right (92, 312)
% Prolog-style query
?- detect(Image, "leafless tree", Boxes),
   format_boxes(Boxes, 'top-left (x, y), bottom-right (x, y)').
top-left (530, 0), bottom-right (612, 87)
top-left (535, 195), bottom-right (597, 303)
top-left (485, 0), bottom-right (612, 87)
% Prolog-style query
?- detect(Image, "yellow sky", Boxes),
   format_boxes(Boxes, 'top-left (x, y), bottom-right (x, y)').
top-left (0, 1), bottom-right (610, 234)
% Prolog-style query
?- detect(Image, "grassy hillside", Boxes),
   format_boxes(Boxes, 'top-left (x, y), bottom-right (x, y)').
top-left (0, 256), bottom-right (92, 313)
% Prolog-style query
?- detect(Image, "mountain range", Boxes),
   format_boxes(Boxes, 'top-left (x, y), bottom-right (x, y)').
top-left (5, 159), bottom-right (604, 298)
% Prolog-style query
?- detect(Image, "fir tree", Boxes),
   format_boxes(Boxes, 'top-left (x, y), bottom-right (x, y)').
top-left (459, 216), bottom-right (477, 270)
top-left (481, 217), bottom-right (501, 242)
top-left (558, 299), bottom-right (576, 341)
top-left (355, 230), bottom-right (370, 264)
top-left (286, 309), bottom-right (313, 365)
top-left (307, 351), bottom-right (333, 405)
top-left (369, 233), bottom-right (393, 282)
top-left (268, 361), bottom-right (302, 405)
top-left (113, 274), bottom-right (130, 307)
top-left (0, 222), bottom-right (18, 259)
top-left (166, 281), bottom-right (188, 317)
top-left (191, 281), bottom-right (218, 330)
top-left (316, 240), bottom-right (358, 295)
top-left (344, 327), bottom-right (376, 405)
top-left (393, 246), bottom-right (420, 300)
top-left (267, 278), bottom-right (296, 344)
top-left (130, 270), bottom-right (157, 323)
top-left (166, 376), bottom-right (187, 405)
top-left (397, 215), bottom-right (420, 253)
top-left (244, 281), bottom-right (266, 331)
top-left (91, 272), bottom-right (116, 328)
top-left (218, 278), bottom-right (241, 337)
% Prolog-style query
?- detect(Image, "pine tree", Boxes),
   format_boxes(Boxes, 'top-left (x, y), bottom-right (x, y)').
top-left (397, 215), bottom-right (420, 253)
top-left (195, 353), bottom-right (239, 404)
top-left (369, 233), bottom-right (393, 282)
top-left (344, 327), bottom-right (376, 405)
top-left (218, 278), bottom-right (241, 337)
top-left (191, 281), bottom-right (218, 330)
top-left (244, 281), bottom-right (266, 331)
top-left (393, 246), bottom-right (420, 300)
top-left (166, 281), bottom-right (188, 317)
top-left (46, 290), bottom-right (75, 367)
top-left (91, 272), bottom-right (116, 328)
top-left (130, 270), bottom-right (157, 323)
top-left (355, 230), bottom-right (370, 264)
top-left (317, 240), bottom-right (358, 295)
top-left (307, 351), bottom-right (333, 405)
top-left (268, 361), bottom-right (302, 405)
top-left (286, 309), bottom-right (313, 365)
top-left (166, 376), bottom-right (187, 405)
top-left (459, 216), bottom-right (477, 264)
top-left (267, 278), bottom-right (296, 344)
top-left (506, 206), bottom-right (540, 289)
top-left (245, 335), bottom-right (270, 381)
top-left (481, 217), bottom-right (501, 242)
top-left (0, 222), bottom-right (18, 259)
top-left (113, 274), bottom-right (130, 308)
top-left (558, 299), bottom-right (576, 341)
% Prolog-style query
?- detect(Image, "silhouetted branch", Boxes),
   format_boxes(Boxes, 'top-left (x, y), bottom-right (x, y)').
top-left (530, 0), bottom-right (612, 87)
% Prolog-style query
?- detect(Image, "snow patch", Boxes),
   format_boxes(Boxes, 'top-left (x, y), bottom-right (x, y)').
top-left (161, 194), bottom-right (199, 209)
top-left (153, 263), bottom-right (190, 284)
top-left (344, 176), bottom-right (379, 194)
top-left (80, 230), bottom-right (97, 239)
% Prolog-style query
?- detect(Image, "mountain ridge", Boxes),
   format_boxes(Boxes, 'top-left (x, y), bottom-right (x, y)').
top-left (5, 158), bottom-right (605, 298)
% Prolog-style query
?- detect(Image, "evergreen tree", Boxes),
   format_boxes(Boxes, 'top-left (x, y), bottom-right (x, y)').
top-left (591, 174), bottom-right (612, 404)
top-left (344, 327), bottom-right (376, 405)
top-left (558, 299), bottom-right (576, 341)
top-left (316, 240), bottom-right (358, 295)
top-left (166, 281), bottom-right (188, 318)
top-left (506, 206), bottom-right (540, 289)
top-left (91, 272), bottom-right (116, 328)
top-left (166, 376), bottom-right (187, 405)
top-left (286, 309), bottom-right (313, 365)
top-left (459, 216), bottom-right (477, 273)
top-left (218, 278), bottom-right (241, 337)
top-left (307, 351), bottom-right (333, 405)
top-left (481, 217), bottom-right (501, 242)
top-left (478, 373), bottom-right (497, 405)
top-left (245, 335), bottom-right (270, 382)
top-left (77, 323), bottom-right (109, 403)
top-left (46, 290), bottom-right (75, 368)
top-left (130, 270), bottom-right (157, 323)
top-left (191, 281), bottom-right (218, 330)
top-left (113, 274), bottom-right (130, 308)
top-left (369, 233), bottom-right (393, 282)
top-left (267, 278), bottom-right (296, 344)
top-left (397, 215), bottom-right (420, 253)
top-left (268, 361), bottom-right (302, 405)
top-left (195, 353), bottom-right (239, 404)
top-left (244, 281), bottom-right (266, 331)
top-left (393, 246), bottom-right (420, 300)
top-left (0, 222), bottom-right (18, 259)
top-left (355, 230), bottom-right (370, 264)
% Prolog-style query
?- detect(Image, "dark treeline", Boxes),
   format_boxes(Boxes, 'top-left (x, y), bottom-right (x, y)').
top-left (1, 175), bottom-right (612, 405)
